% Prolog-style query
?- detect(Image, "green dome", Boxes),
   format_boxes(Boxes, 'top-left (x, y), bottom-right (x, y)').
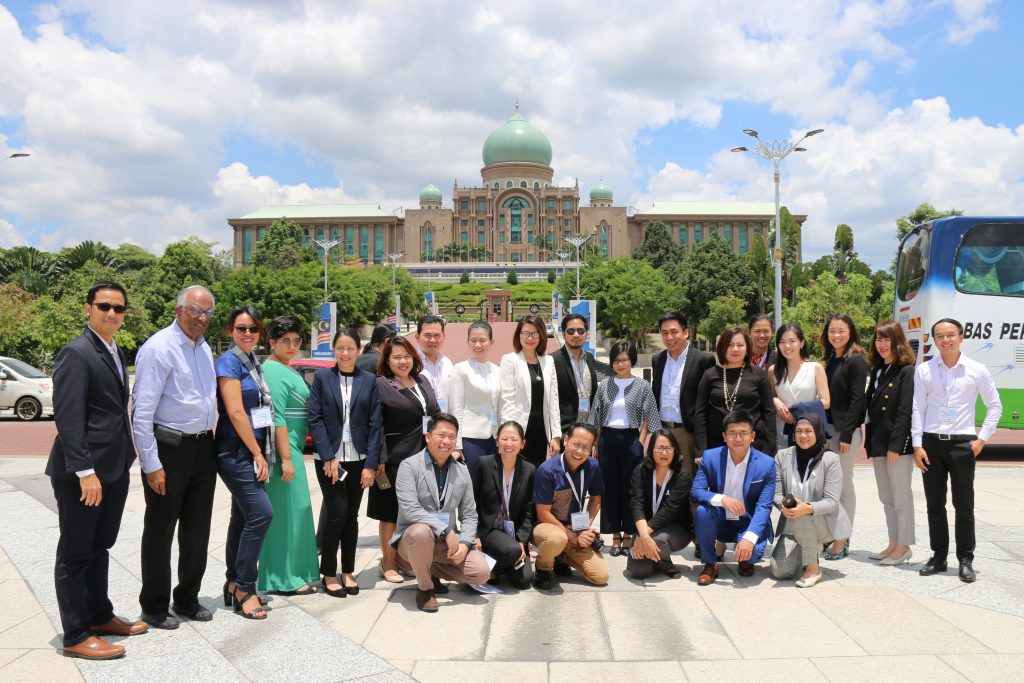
top-left (482, 104), bottom-right (552, 166)
top-left (590, 179), bottom-right (613, 201)
top-left (419, 182), bottom-right (442, 202)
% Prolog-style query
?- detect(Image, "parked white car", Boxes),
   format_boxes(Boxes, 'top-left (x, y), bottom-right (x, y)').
top-left (0, 357), bottom-right (55, 421)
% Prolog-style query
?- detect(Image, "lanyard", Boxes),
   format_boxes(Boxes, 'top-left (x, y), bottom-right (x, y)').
top-left (652, 470), bottom-right (672, 514)
top-left (435, 466), bottom-right (451, 508)
top-left (570, 352), bottom-right (587, 393)
top-left (230, 345), bottom-right (270, 408)
top-left (501, 468), bottom-right (514, 516)
top-left (561, 455), bottom-right (585, 509)
top-left (402, 381), bottom-right (428, 415)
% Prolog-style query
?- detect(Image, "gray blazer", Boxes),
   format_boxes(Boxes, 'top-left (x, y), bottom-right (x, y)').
top-left (773, 446), bottom-right (852, 542)
top-left (390, 449), bottom-right (478, 547)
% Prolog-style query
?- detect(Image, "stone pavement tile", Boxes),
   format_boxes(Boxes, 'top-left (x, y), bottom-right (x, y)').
top-left (0, 559), bottom-right (22, 580)
top-left (556, 555), bottom-right (633, 592)
top-left (485, 592), bottom-right (610, 662)
top-left (801, 584), bottom-right (989, 656)
top-left (0, 611), bottom-right (58, 648)
top-left (937, 579), bottom-right (1024, 619)
top-left (0, 648), bottom-right (83, 682)
top-left (549, 661), bottom-right (683, 681)
top-left (300, 585), bottom-right (391, 645)
top-left (700, 590), bottom-right (865, 659)
top-left (810, 654), bottom-right (966, 682)
top-left (598, 591), bottom-right (739, 661)
top-left (0, 492), bottom-right (57, 532)
top-left (412, 660), bottom-right (548, 682)
top-left (389, 659), bottom-right (415, 674)
top-left (364, 586), bottom-right (491, 661)
top-left (0, 480), bottom-right (16, 494)
top-left (1, 526), bottom-right (60, 564)
top-left (0, 580), bottom-right (44, 633)
top-left (0, 648), bottom-right (30, 667)
top-left (940, 654), bottom-right (1024, 682)
top-left (909, 594), bottom-right (1024, 654)
top-left (681, 657), bottom-right (826, 681)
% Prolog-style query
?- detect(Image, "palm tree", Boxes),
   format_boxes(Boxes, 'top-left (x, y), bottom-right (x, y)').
top-left (54, 240), bottom-right (124, 276)
top-left (0, 246), bottom-right (58, 295)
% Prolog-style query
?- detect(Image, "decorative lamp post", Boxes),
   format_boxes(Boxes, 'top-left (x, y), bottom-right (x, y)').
top-left (312, 238), bottom-right (340, 300)
top-left (385, 250), bottom-right (405, 327)
top-left (563, 233), bottom-right (594, 299)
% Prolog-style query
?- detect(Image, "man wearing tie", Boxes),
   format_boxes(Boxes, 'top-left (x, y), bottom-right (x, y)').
top-left (48, 282), bottom-right (147, 659)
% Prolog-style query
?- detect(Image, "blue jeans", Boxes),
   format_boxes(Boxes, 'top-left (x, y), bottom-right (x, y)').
top-left (216, 442), bottom-right (273, 594)
top-left (694, 504), bottom-right (767, 565)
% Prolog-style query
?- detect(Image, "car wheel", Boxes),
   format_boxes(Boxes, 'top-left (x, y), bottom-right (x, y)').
top-left (14, 396), bottom-right (41, 421)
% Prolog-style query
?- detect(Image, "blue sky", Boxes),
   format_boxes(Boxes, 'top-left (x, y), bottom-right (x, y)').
top-left (1, 1), bottom-right (1021, 269)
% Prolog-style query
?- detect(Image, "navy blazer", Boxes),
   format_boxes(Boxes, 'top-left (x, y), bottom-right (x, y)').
top-left (307, 366), bottom-right (383, 468)
top-left (691, 445), bottom-right (776, 543)
top-left (46, 327), bottom-right (135, 483)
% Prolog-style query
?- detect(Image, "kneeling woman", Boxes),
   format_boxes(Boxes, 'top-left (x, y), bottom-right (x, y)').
top-left (470, 421), bottom-right (536, 588)
top-left (770, 414), bottom-right (851, 588)
top-left (627, 430), bottom-right (693, 579)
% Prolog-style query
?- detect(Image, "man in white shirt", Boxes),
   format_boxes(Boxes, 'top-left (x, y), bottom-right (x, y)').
top-left (912, 318), bottom-right (1002, 583)
top-left (552, 313), bottom-right (598, 433)
top-left (416, 314), bottom-right (453, 411)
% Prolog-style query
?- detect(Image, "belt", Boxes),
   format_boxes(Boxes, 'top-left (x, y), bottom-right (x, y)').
top-left (924, 433), bottom-right (973, 443)
top-left (662, 421), bottom-right (686, 429)
top-left (181, 430), bottom-right (212, 439)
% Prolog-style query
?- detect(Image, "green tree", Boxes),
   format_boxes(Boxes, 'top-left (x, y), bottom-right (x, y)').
top-left (674, 234), bottom-right (751, 335)
top-left (113, 243), bottom-right (158, 270)
top-left (0, 246), bottom-right (57, 295)
top-left (138, 237), bottom-right (221, 328)
top-left (833, 224), bottom-right (856, 281)
top-left (896, 203), bottom-right (963, 242)
top-left (782, 272), bottom-right (876, 357)
top-left (547, 268), bottom-right (556, 284)
top-left (746, 232), bottom-right (771, 314)
top-left (250, 218), bottom-right (318, 269)
top-left (54, 240), bottom-right (124, 276)
top-left (698, 294), bottom-right (749, 341)
top-left (633, 221), bottom-right (686, 275)
top-left (460, 269), bottom-right (470, 284)
top-left (212, 263), bottom-right (325, 340)
top-left (506, 267), bottom-right (518, 285)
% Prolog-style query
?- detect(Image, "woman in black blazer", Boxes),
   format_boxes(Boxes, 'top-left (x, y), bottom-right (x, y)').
top-left (695, 326), bottom-right (776, 456)
top-left (369, 336), bottom-right (440, 583)
top-left (627, 429), bottom-right (693, 579)
top-left (864, 320), bottom-right (916, 566)
top-left (470, 421), bottom-right (536, 589)
top-left (308, 326), bottom-right (382, 597)
top-left (821, 313), bottom-right (869, 559)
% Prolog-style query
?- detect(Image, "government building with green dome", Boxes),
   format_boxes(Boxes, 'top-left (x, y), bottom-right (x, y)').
top-left (228, 104), bottom-right (805, 273)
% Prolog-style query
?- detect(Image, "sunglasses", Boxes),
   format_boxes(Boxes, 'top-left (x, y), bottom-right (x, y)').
top-left (565, 327), bottom-right (586, 335)
top-left (93, 303), bottom-right (127, 314)
top-left (234, 325), bottom-right (260, 334)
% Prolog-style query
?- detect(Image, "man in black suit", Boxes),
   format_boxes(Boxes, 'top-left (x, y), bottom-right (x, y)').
top-left (551, 313), bottom-right (598, 433)
top-left (650, 312), bottom-right (716, 476)
top-left (47, 282), bottom-right (147, 660)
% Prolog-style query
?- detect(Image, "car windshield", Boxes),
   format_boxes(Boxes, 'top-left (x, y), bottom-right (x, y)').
top-left (1, 358), bottom-right (48, 378)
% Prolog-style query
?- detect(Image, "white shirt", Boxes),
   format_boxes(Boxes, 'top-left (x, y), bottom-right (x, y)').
top-left (449, 358), bottom-right (500, 448)
top-left (607, 377), bottom-right (633, 428)
top-left (566, 347), bottom-right (592, 403)
top-left (710, 448), bottom-right (760, 544)
top-left (911, 353), bottom-right (1002, 446)
top-left (659, 347), bottom-right (688, 423)
top-left (420, 351), bottom-right (453, 410)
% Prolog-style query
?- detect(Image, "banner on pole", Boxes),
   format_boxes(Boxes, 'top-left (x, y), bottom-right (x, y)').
top-left (569, 299), bottom-right (597, 354)
top-left (311, 302), bottom-right (337, 360)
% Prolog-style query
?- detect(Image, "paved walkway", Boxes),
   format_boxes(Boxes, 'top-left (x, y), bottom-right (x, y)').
top-left (2, 455), bottom-right (1024, 682)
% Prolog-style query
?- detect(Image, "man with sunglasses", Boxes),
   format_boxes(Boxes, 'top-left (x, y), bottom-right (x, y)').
top-left (48, 281), bottom-right (147, 659)
top-left (132, 285), bottom-right (218, 628)
top-left (552, 313), bottom-right (598, 433)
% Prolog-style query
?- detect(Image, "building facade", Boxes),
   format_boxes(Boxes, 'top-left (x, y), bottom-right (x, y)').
top-left (228, 104), bottom-right (805, 269)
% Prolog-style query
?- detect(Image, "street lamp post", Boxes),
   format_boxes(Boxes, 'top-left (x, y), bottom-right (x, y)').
top-left (312, 238), bottom-right (340, 300)
top-left (385, 250), bottom-right (405, 327)
top-left (732, 127), bottom-right (824, 328)
top-left (563, 233), bottom-right (594, 299)
top-left (1, 153), bottom-right (30, 164)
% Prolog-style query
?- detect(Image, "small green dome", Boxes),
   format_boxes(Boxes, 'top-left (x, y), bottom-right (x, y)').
top-left (590, 179), bottom-right (613, 201)
top-left (482, 103), bottom-right (552, 167)
top-left (419, 182), bottom-right (442, 202)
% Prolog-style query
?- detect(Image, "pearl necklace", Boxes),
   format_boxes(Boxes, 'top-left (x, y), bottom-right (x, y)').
top-left (722, 366), bottom-right (744, 412)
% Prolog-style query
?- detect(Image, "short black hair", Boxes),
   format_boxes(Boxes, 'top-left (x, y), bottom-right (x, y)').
top-left (563, 422), bottom-right (598, 443)
top-left (332, 326), bottom-right (362, 350)
top-left (930, 318), bottom-right (964, 337)
top-left (87, 281), bottom-right (128, 306)
top-left (658, 312), bottom-right (688, 330)
top-left (369, 324), bottom-right (393, 345)
top-left (561, 313), bottom-right (588, 332)
top-left (748, 314), bottom-right (773, 330)
top-left (417, 314), bottom-right (445, 334)
top-left (225, 306), bottom-right (263, 333)
top-left (267, 315), bottom-right (303, 341)
top-left (427, 412), bottom-right (460, 433)
top-left (722, 409), bottom-right (755, 431)
top-left (609, 340), bottom-right (637, 366)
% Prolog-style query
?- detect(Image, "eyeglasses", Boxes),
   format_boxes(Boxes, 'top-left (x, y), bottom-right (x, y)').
top-left (653, 445), bottom-right (675, 453)
top-left (185, 306), bottom-right (214, 318)
top-left (725, 430), bottom-right (752, 439)
top-left (93, 303), bottom-right (127, 314)
top-left (565, 327), bottom-right (586, 335)
top-left (613, 358), bottom-right (631, 365)
top-left (275, 338), bottom-right (302, 347)
top-left (520, 331), bottom-right (540, 340)
top-left (234, 325), bottom-right (259, 334)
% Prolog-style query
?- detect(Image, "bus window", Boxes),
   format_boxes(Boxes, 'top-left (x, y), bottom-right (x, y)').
top-left (955, 223), bottom-right (1024, 297)
top-left (896, 228), bottom-right (929, 301)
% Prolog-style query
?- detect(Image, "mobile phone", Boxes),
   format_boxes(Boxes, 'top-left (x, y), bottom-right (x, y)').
top-left (374, 470), bottom-right (391, 490)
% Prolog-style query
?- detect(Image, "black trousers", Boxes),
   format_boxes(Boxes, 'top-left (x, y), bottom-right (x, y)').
top-left (315, 460), bottom-right (365, 576)
top-left (139, 434), bottom-right (217, 614)
top-left (922, 433), bottom-right (976, 562)
top-left (52, 471), bottom-right (129, 646)
top-left (480, 528), bottom-right (533, 588)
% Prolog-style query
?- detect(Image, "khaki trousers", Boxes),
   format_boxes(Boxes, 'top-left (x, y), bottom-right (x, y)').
top-left (532, 523), bottom-right (609, 585)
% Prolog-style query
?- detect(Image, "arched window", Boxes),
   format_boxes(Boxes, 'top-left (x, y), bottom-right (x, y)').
top-left (519, 180), bottom-right (527, 188)
top-left (599, 223), bottom-right (609, 256)
top-left (533, 182), bottom-right (540, 190)
top-left (423, 225), bottom-right (434, 257)
top-left (506, 180), bottom-right (513, 188)
top-left (493, 181), bottom-right (499, 189)
top-left (502, 197), bottom-right (528, 244)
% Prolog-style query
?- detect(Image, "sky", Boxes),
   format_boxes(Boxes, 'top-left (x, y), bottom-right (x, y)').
top-left (1, 0), bottom-right (1022, 270)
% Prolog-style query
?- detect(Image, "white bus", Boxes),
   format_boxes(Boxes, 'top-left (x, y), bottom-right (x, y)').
top-left (894, 216), bottom-right (1023, 430)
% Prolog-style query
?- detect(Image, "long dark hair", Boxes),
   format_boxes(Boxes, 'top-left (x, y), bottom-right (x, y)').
top-left (821, 313), bottom-right (863, 361)
top-left (869, 320), bottom-right (916, 368)
top-left (773, 322), bottom-right (810, 385)
top-left (642, 429), bottom-right (683, 474)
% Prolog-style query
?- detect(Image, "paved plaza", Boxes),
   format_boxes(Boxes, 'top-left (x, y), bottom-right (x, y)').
top-left (2, 455), bottom-right (1024, 682)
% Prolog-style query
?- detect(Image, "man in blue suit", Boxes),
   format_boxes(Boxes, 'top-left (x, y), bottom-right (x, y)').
top-left (691, 410), bottom-right (776, 585)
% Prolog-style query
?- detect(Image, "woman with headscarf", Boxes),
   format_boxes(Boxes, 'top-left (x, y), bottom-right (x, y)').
top-left (770, 414), bottom-right (850, 588)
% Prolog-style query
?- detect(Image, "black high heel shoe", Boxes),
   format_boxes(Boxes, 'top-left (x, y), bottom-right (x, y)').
top-left (224, 580), bottom-right (268, 606)
top-left (233, 590), bottom-right (268, 620)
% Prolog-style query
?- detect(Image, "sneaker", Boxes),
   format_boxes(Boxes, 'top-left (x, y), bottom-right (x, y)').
top-left (532, 569), bottom-right (554, 591)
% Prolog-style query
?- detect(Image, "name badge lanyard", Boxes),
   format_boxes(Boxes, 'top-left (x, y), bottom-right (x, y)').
top-left (652, 470), bottom-right (672, 515)
top-left (501, 469), bottom-right (515, 518)
top-left (339, 375), bottom-right (355, 460)
top-left (571, 355), bottom-right (587, 395)
top-left (404, 380), bottom-right (430, 433)
top-left (231, 346), bottom-right (276, 463)
top-left (434, 469), bottom-right (451, 510)
top-left (561, 455), bottom-right (586, 510)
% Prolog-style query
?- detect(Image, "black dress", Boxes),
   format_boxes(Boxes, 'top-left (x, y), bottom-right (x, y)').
top-left (522, 362), bottom-right (548, 469)
top-left (694, 364), bottom-right (777, 456)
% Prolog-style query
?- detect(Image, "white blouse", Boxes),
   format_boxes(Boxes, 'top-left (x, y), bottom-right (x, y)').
top-left (449, 359), bottom-right (500, 448)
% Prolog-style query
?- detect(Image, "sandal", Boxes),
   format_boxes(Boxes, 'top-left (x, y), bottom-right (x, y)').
top-left (224, 581), bottom-right (268, 606)
top-left (289, 584), bottom-right (319, 596)
top-left (233, 590), bottom-right (268, 620)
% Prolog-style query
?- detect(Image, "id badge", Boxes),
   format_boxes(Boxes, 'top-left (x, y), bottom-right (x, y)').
top-left (438, 398), bottom-right (447, 412)
top-left (502, 520), bottom-right (515, 538)
top-left (251, 406), bottom-right (273, 429)
top-left (422, 416), bottom-right (431, 434)
top-left (578, 396), bottom-right (590, 413)
top-left (571, 511), bottom-right (590, 532)
top-left (938, 406), bottom-right (957, 424)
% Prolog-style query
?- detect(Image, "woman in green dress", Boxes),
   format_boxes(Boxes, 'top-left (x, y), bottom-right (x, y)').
top-left (258, 316), bottom-right (320, 594)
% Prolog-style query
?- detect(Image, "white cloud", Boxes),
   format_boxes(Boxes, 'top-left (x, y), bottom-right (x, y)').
top-left (0, 218), bottom-right (28, 247)
top-left (936, 0), bottom-right (999, 44)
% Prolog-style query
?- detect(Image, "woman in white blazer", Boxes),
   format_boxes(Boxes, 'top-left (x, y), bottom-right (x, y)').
top-left (449, 321), bottom-right (500, 471)
top-left (498, 315), bottom-right (561, 468)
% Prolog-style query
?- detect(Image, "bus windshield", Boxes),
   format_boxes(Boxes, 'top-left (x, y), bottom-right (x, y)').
top-left (896, 228), bottom-right (929, 301)
top-left (955, 223), bottom-right (1024, 297)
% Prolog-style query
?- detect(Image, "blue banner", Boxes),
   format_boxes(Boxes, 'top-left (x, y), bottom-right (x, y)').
top-left (311, 302), bottom-right (336, 360)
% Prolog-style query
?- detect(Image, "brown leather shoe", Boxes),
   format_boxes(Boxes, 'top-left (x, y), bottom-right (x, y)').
top-left (416, 589), bottom-right (439, 612)
top-left (91, 615), bottom-right (148, 637)
top-left (697, 563), bottom-right (718, 586)
top-left (738, 561), bottom-right (756, 577)
top-left (431, 576), bottom-right (449, 595)
top-left (63, 635), bottom-right (125, 660)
